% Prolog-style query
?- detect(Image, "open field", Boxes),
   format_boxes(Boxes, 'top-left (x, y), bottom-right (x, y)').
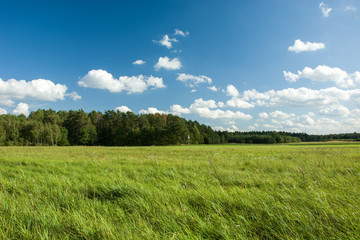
top-left (0, 144), bottom-right (359, 239)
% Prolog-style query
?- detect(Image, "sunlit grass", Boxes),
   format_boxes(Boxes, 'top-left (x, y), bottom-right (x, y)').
top-left (0, 144), bottom-right (359, 239)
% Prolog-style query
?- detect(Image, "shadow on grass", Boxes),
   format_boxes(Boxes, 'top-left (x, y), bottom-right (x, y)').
top-left (85, 185), bottom-right (139, 202)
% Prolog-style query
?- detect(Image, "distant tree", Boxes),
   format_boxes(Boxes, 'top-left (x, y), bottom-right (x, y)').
top-left (166, 115), bottom-right (189, 144)
top-left (0, 124), bottom-right (6, 145)
top-left (64, 110), bottom-right (97, 145)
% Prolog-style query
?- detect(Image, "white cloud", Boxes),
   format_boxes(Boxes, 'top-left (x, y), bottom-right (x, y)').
top-left (223, 84), bottom-right (358, 110)
top-left (240, 87), bottom-right (360, 108)
top-left (154, 57), bottom-right (182, 71)
top-left (174, 29), bottom-right (189, 37)
top-left (139, 107), bottom-right (168, 115)
top-left (171, 50), bottom-right (182, 53)
top-left (288, 39), bottom-right (325, 53)
top-left (225, 84), bottom-right (239, 97)
top-left (0, 107), bottom-right (7, 115)
top-left (189, 99), bottom-right (252, 120)
top-left (345, 6), bottom-right (356, 12)
top-left (344, 118), bottom-right (360, 130)
top-left (224, 85), bottom-right (255, 109)
top-left (226, 98), bottom-right (255, 109)
top-left (0, 78), bottom-right (75, 106)
top-left (282, 119), bottom-right (295, 127)
top-left (269, 110), bottom-right (295, 119)
top-left (213, 124), bottom-right (239, 132)
top-left (252, 109), bottom-right (360, 134)
top-left (230, 124), bottom-right (239, 131)
top-left (263, 123), bottom-right (278, 129)
top-left (283, 71), bottom-right (300, 83)
top-left (258, 112), bottom-right (269, 119)
top-left (283, 65), bottom-right (360, 88)
top-left (319, 105), bottom-right (350, 116)
top-left (310, 118), bottom-right (341, 133)
top-left (208, 86), bottom-right (219, 92)
top-left (116, 106), bottom-right (132, 113)
top-left (248, 125), bottom-right (256, 130)
top-left (154, 35), bottom-right (178, 49)
top-left (0, 99), bottom-right (14, 107)
top-left (320, 2), bottom-right (332, 17)
top-left (190, 107), bottom-right (252, 120)
top-left (170, 104), bottom-right (191, 115)
top-left (66, 92), bottom-right (81, 101)
top-left (168, 98), bottom-right (252, 120)
top-left (351, 109), bottom-right (360, 117)
top-left (191, 98), bottom-right (219, 109)
top-left (177, 73), bottom-right (212, 88)
top-left (12, 103), bottom-right (29, 116)
top-left (78, 69), bottom-right (165, 94)
top-left (133, 59), bottom-right (146, 65)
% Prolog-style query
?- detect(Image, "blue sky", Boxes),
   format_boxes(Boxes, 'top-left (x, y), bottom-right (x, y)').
top-left (1, 0), bottom-right (360, 134)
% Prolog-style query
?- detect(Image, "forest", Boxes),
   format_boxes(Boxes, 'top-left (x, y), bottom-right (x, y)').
top-left (0, 109), bottom-right (359, 146)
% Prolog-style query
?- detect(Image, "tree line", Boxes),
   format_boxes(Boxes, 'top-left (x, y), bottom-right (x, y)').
top-left (0, 109), bottom-right (359, 146)
top-left (0, 109), bottom-right (220, 146)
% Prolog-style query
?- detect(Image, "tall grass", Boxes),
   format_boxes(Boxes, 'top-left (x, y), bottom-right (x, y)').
top-left (0, 144), bottom-right (359, 239)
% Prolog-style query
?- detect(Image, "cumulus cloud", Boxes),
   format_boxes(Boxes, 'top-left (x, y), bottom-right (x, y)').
top-left (190, 107), bottom-right (252, 120)
top-left (12, 103), bottom-right (29, 116)
top-left (133, 60), bottom-right (146, 65)
top-left (208, 86), bottom-right (219, 92)
top-left (225, 84), bottom-right (239, 97)
top-left (224, 85), bottom-right (255, 109)
top-left (213, 124), bottom-right (239, 132)
top-left (236, 87), bottom-right (360, 109)
top-left (154, 35), bottom-right (178, 49)
top-left (258, 112), bottom-right (269, 119)
top-left (283, 65), bottom-right (360, 88)
top-left (139, 107), bottom-right (168, 115)
top-left (168, 97), bottom-right (252, 120)
top-left (0, 78), bottom-right (78, 106)
top-left (226, 98), bottom-right (255, 109)
top-left (187, 98), bottom-right (252, 120)
top-left (320, 2), bottom-right (332, 17)
top-left (154, 57), bottom-right (182, 71)
top-left (269, 110), bottom-right (295, 119)
top-left (170, 104), bottom-right (191, 115)
top-left (252, 108), bottom-right (360, 134)
top-left (218, 102), bottom-right (225, 108)
top-left (116, 106), bottom-right (132, 113)
top-left (0, 99), bottom-right (14, 107)
top-left (174, 29), bottom-right (189, 37)
top-left (0, 107), bottom-right (7, 115)
top-left (78, 69), bottom-right (165, 94)
top-left (191, 98), bottom-right (219, 109)
top-left (177, 73), bottom-right (212, 88)
top-left (344, 117), bottom-right (360, 130)
top-left (309, 118), bottom-right (341, 133)
top-left (248, 125), bottom-right (256, 130)
top-left (288, 39), bottom-right (325, 53)
top-left (319, 105), bottom-right (350, 116)
top-left (257, 111), bottom-right (297, 130)
top-left (283, 71), bottom-right (300, 83)
top-left (66, 92), bottom-right (82, 101)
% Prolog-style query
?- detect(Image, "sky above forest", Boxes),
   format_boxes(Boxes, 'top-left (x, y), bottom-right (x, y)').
top-left (1, 0), bottom-right (360, 134)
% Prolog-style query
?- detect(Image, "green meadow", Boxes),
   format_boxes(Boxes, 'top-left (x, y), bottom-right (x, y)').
top-left (0, 144), bottom-right (359, 239)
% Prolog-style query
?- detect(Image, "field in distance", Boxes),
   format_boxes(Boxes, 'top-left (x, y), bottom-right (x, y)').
top-left (0, 144), bottom-right (359, 239)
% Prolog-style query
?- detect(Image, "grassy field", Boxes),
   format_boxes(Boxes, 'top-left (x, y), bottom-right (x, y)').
top-left (0, 144), bottom-right (359, 239)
